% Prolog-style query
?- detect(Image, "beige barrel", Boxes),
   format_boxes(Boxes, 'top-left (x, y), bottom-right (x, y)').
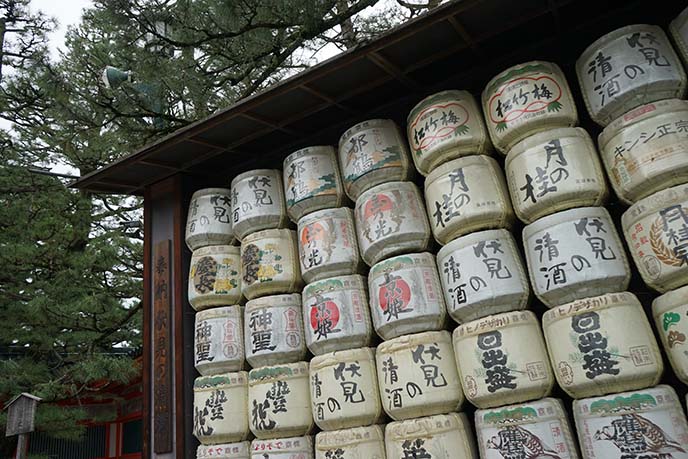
top-left (193, 372), bottom-right (249, 444)
top-left (368, 253), bottom-right (447, 340)
top-left (283, 146), bottom-right (347, 222)
top-left (577, 24), bottom-right (687, 127)
top-left (453, 310), bottom-right (554, 409)
top-left (250, 436), bottom-right (313, 459)
top-left (302, 275), bottom-right (373, 356)
top-left (195, 306), bottom-right (244, 375)
top-left (543, 292), bottom-right (663, 399)
top-left (354, 181), bottom-right (431, 266)
top-left (309, 347), bottom-right (383, 431)
top-left (189, 245), bottom-right (242, 310)
top-left (523, 206), bottom-right (630, 307)
top-left (197, 441), bottom-right (250, 459)
top-left (297, 207), bottom-right (363, 284)
top-left (482, 61), bottom-right (578, 154)
top-left (186, 188), bottom-right (235, 250)
top-left (338, 119), bottom-right (413, 200)
top-left (436, 229), bottom-right (530, 324)
top-left (424, 155), bottom-right (514, 244)
top-left (573, 385), bottom-right (688, 459)
top-left (506, 127), bottom-right (608, 223)
top-left (376, 331), bottom-right (463, 421)
top-left (231, 169), bottom-right (289, 240)
top-left (315, 425), bottom-right (385, 459)
top-left (475, 398), bottom-right (579, 459)
top-left (241, 229), bottom-right (302, 300)
top-left (248, 362), bottom-right (313, 440)
top-left (652, 285), bottom-right (688, 385)
top-left (406, 90), bottom-right (492, 176)
top-left (384, 412), bottom-right (477, 459)
top-left (599, 99), bottom-right (688, 204)
top-left (670, 7), bottom-right (688, 67)
top-left (621, 183), bottom-right (688, 292)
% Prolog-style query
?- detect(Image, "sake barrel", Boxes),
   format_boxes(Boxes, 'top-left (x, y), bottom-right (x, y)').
top-left (302, 275), bottom-right (373, 356)
top-left (652, 285), bottom-right (688, 385)
top-left (577, 24), bottom-right (687, 127)
top-left (251, 436), bottom-right (314, 459)
top-left (193, 372), bottom-right (250, 444)
top-left (244, 294), bottom-right (306, 368)
top-left (475, 398), bottom-right (579, 459)
top-left (453, 310), bottom-right (554, 409)
top-left (482, 61), bottom-right (578, 154)
top-left (354, 181), bottom-right (431, 267)
top-left (283, 146), bottom-right (347, 222)
top-left (315, 425), bottom-right (385, 459)
top-left (599, 99), bottom-right (688, 204)
top-left (197, 441), bottom-right (250, 459)
top-left (241, 229), bottom-right (302, 300)
top-left (309, 347), bottom-right (383, 431)
top-left (338, 119), bottom-right (413, 201)
top-left (231, 169), bottom-right (288, 240)
top-left (297, 208), bottom-right (363, 284)
top-left (376, 331), bottom-right (463, 421)
top-left (186, 188), bottom-right (234, 250)
top-left (621, 183), bottom-right (688, 292)
top-left (670, 6), bottom-right (688, 67)
top-left (248, 362), bottom-right (313, 439)
top-left (506, 127), bottom-right (608, 223)
top-left (436, 229), bottom-right (530, 324)
top-left (385, 412), bottom-right (477, 459)
top-left (189, 245), bottom-right (242, 310)
top-left (424, 155), bottom-right (515, 245)
top-left (573, 385), bottom-right (688, 459)
top-left (543, 292), bottom-right (663, 399)
top-left (367, 253), bottom-right (447, 340)
top-left (406, 90), bottom-right (493, 176)
top-left (195, 306), bottom-right (245, 375)
top-left (523, 206), bottom-right (630, 307)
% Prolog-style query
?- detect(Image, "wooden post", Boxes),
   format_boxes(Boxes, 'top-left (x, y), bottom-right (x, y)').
top-left (15, 433), bottom-right (27, 459)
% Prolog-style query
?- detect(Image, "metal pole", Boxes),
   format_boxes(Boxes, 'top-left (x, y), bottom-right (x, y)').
top-left (15, 433), bottom-right (27, 459)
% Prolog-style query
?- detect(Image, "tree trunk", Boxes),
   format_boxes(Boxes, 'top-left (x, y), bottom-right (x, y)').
top-left (0, 18), bottom-right (6, 82)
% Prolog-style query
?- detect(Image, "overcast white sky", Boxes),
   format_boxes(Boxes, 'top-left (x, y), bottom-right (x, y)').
top-left (31, 0), bottom-right (92, 55)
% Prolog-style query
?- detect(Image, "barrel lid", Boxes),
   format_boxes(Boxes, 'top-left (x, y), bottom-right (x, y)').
top-left (284, 145), bottom-right (336, 164)
top-left (194, 372), bottom-right (248, 390)
top-left (196, 305), bottom-right (243, 321)
top-left (385, 412), bottom-right (468, 440)
top-left (310, 347), bottom-right (375, 371)
top-left (475, 398), bottom-right (567, 427)
top-left (242, 228), bottom-right (296, 244)
top-left (377, 330), bottom-right (451, 354)
top-left (506, 127), bottom-right (589, 162)
top-left (454, 310), bottom-right (538, 339)
top-left (191, 187), bottom-right (232, 199)
top-left (192, 244), bottom-right (241, 257)
top-left (482, 61), bottom-right (561, 100)
top-left (425, 154), bottom-right (498, 186)
top-left (356, 180), bottom-right (419, 201)
top-left (572, 384), bottom-right (678, 415)
top-left (303, 275), bottom-right (366, 297)
top-left (543, 291), bottom-right (639, 324)
top-left (245, 293), bottom-right (301, 311)
top-left (315, 425), bottom-right (384, 449)
top-left (248, 362), bottom-right (309, 385)
top-left (621, 183), bottom-right (688, 228)
top-left (297, 206), bottom-right (352, 226)
top-left (407, 90), bottom-right (474, 124)
top-left (523, 206), bottom-right (610, 237)
top-left (231, 168), bottom-right (281, 187)
top-left (339, 119), bottom-right (397, 147)
top-left (652, 285), bottom-right (688, 316)
top-left (437, 228), bottom-right (513, 261)
top-left (197, 441), bottom-right (250, 459)
top-left (369, 252), bottom-right (434, 276)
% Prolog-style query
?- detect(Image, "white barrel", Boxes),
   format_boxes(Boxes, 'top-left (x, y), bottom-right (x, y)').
top-left (385, 412), bottom-right (477, 459)
top-left (315, 425), bottom-right (385, 459)
top-left (621, 183), bottom-right (688, 292)
top-left (436, 229), bottom-right (530, 324)
top-left (248, 362), bottom-right (313, 439)
top-left (244, 294), bottom-right (306, 368)
top-left (309, 347), bottom-right (383, 431)
top-left (302, 275), bottom-right (373, 356)
top-left (338, 119), bottom-right (413, 201)
top-left (297, 208), bottom-right (363, 284)
top-left (652, 285), bottom-right (688, 385)
top-left (406, 90), bottom-right (493, 176)
top-left (193, 372), bottom-right (249, 444)
top-left (195, 306), bottom-right (245, 375)
top-left (573, 385), bottom-right (688, 459)
top-left (250, 436), bottom-right (313, 459)
top-left (354, 181), bottom-right (431, 267)
top-left (189, 245), bottom-right (242, 311)
top-left (197, 441), bottom-right (250, 459)
top-left (577, 24), bottom-right (687, 127)
top-left (453, 310), bottom-right (554, 409)
top-left (186, 188), bottom-right (234, 250)
top-left (283, 146), bottom-right (347, 222)
top-left (482, 60), bottom-right (578, 154)
top-left (475, 398), bottom-right (579, 459)
top-left (231, 169), bottom-right (288, 240)
top-left (543, 292), bottom-right (663, 399)
top-left (670, 6), bottom-right (688, 67)
top-left (376, 331), bottom-right (463, 421)
top-left (424, 155), bottom-right (514, 245)
top-left (241, 229), bottom-right (302, 300)
top-left (506, 127), bottom-right (608, 223)
top-left (523, 206), bottom-right (630, 307)
top-left (367, 253), bottom-right (447, 340)
top-left (599, 99), bottom-right (688, 204)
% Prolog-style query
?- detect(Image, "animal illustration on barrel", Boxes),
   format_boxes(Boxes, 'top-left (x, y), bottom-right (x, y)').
top-left (593, 413), bottom-right (686, 457)
top-left (487, 425), bottom-right (562, 459)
